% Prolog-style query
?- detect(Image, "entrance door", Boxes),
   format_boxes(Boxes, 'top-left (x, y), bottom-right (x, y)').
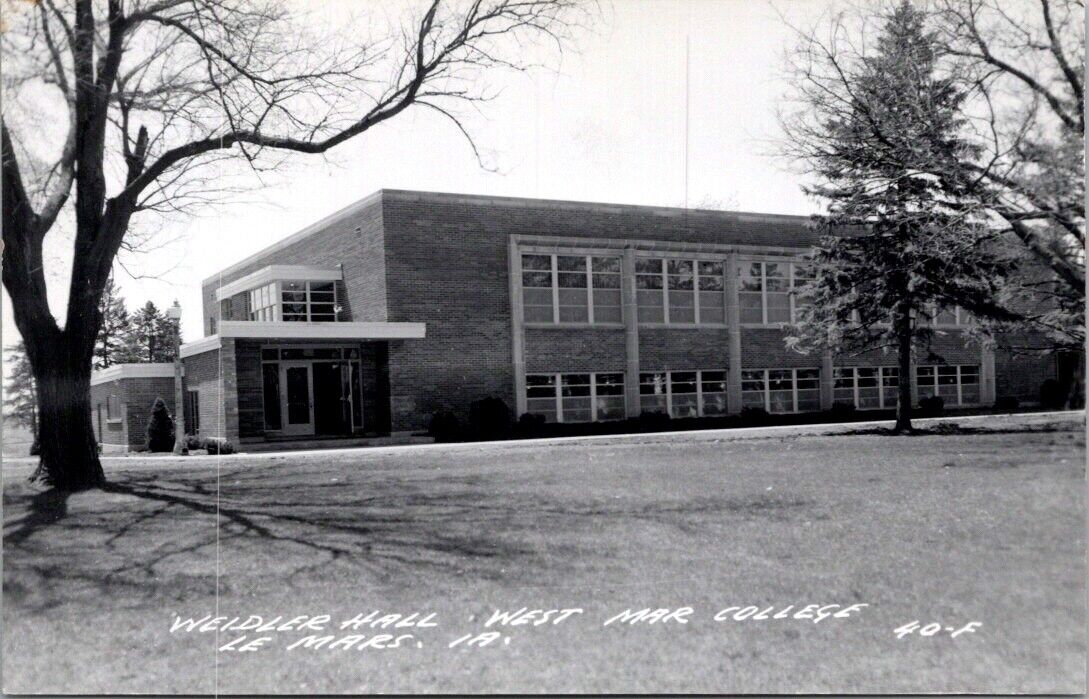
top-left (312, 361), bottom-right (350, 435)
top-left (280, 362), bottom-right (314, 436)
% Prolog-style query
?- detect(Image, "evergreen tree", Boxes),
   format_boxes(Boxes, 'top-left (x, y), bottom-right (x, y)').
top-left (144, 397), bottom-right (175, 452)
top-left (126, 301), bottom-right (178, 363)
top-left (782, 1), bottom-right (1017, 432)
top-left (94, 276), bottom-right (136, 368)
top-left (4, 342), bottom-right (39, 453)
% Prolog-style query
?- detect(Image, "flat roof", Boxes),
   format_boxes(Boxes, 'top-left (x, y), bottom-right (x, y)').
top-left (204, 189), bottom-right (815, 285)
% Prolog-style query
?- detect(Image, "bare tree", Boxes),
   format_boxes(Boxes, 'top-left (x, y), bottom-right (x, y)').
top-left (2, 0), bottom-right (586, 490)
top-left (932, 0), bottom-right (1084, 346)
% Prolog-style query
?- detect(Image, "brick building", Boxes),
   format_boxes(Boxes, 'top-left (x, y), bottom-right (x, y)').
top-left (91, 189), bottom-right (1059, 451)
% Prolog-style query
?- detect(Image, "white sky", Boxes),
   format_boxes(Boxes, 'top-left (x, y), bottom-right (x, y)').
top-left (2, 0), bottom-right (830, 357)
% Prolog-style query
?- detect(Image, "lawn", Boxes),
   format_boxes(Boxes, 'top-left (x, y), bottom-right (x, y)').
top-left (3, 412), bottom-right (1085, 694)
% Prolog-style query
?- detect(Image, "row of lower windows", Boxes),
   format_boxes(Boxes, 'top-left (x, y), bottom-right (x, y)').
top-left (524, 364), bottom-right (982, 422)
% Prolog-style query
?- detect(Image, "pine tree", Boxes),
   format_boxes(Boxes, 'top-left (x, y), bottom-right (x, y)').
top-left (783, 1), bottom-right (1017, 432)
top-left (4, 342), bottom-right (38, 453)
top-left (94, 276), bottom-right (135, 368)
top-left (127, 301), bottom-right (173, 363)
top-left (144, 397), bottom-right (175, 452)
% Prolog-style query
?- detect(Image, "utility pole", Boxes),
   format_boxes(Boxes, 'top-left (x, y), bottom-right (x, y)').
top-left (167, 300), bottom-right (186, 455)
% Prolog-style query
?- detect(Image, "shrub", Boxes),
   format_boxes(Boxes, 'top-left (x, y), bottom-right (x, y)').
top-left (184, 434), bottom-right (203, 451)
top-left (636, 411), bottom-right (672, 432)
top-left (516, 412), bottom-right (548, 438)
top-left (201, 437), bottom-right (235, 455)
top-left (469, 397), bottom-right (512, 440)
top-left (995, 396), bottom-right (1020, 411)
top-left (1039, 379), bottom-right (1066, 409)
top-left (428, 410), bottom-right (461, 443)
top-left (918, 395), bottom-right (944, 417)
top-left (145, 397), bottom-right (175, 452)
top-left (739, 406), bottom-right (770, 425)
top-left (828, 401), bottom-right (857, 419)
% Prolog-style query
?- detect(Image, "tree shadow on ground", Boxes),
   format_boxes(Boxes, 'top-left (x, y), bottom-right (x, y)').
top-left (3, 463), bottom-right (815, 616)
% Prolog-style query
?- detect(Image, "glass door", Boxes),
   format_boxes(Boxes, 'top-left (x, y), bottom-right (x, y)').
top-left (280, 362), bottom-right (314, 436)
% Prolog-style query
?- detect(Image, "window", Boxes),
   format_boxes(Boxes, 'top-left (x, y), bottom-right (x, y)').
top-left (639, 370), bottom-right (728, 418)
top-left (524, 372), bottom-right (626, 422)
top-left (741, 368), bottom-right (820, 413)
top-left (833, 366), bottom-right (899, 409)
top-left (184, 390), bottom-right (200, 435)
top-left (246, 281), bottom-right (338, 322)
top-left (916, 364), bottom-right (980, 406)
top-left (635, 257), bottom-right (725, 325)
top-left (923, 305), bottom-right (973, 327)
top-left (106, 394), bottom-right (121, 421)
top-left (248, 282), bottom-right (277, 321)
top-left (739, 261), bottom-right (812, 325)
top-left (521, 254), bottom-right (622, 325)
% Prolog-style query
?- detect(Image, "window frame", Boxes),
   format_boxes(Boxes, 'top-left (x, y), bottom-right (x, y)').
top-left (638, 369), bottom-right (728, 417)
top-left (521, 253), bottom-right (623, 326)
top-left (105, 394), bottom-right (121, 422)
top-left (740, 367), bottom-right (821, 413)
top-left (915, 364), bottom-right (980, 406)
top-left (634, 255), bottom-right (726, 327)
top-left (523, 371), bottom-right (627, 423)
top-left (245, 280), bottom-right (340, 323)
top-left (739, 260), bottom-right (812, 326)
top-left (832, 366), bottom-right (900, 410)
top-left (184, 389), bottom-right (200, 435)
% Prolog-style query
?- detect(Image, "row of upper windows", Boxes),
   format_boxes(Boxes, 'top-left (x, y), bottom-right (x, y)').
top-left (223, 280), bottom-right (339, 323)
top-left (520, 253), bottom-right (972, 328)
top-left (524, 364), bottom-right (982, 423)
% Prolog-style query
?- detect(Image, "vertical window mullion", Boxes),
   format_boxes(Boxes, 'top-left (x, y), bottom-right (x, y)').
top-left (590, 372), bottom-right (598, 422)
top-left (761, 263), bottom-right (768, 325)
top-left (586, 255), bottom-right (594, 324)
top-left (554, 372), bottom-right (563, 423)
top-left (662, 260), bottom-right (670, 324)
top-left (551, 255), bottom-right (560, 324)
top-left (788, 264), bottom-right (795, 324)
top-left (693, 259), bottom-right (701, 324)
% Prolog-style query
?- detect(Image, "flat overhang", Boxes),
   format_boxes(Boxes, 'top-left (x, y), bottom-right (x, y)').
top-left (179, 321), bottom-right (427, 358)
top-left (91, 363), bottom-right (180, 386)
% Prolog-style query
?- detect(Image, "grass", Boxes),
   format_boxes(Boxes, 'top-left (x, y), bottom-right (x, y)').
top-left (3, 412), bottom-right (1085, 694)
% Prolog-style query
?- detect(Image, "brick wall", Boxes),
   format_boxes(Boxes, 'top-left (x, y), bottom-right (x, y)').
top-left (183, 348), bottom-right (224, 440)
top-left (89, 380), bottom-right (127, 446)
top-left (378, 193), bottom-right (817, 431)
top-left (524, 328), bottom-right (627, 373)
top-left (639, 328), bottom-right (731, 371)
top-left (741, 328), bottom-right (820, 369)
top-left (200, 195), bottom-right (388, 334)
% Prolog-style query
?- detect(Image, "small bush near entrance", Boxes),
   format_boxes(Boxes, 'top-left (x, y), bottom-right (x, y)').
top-left (1040, 379), bottom-right (1066, 409)
top-left (183, 434), bottom-right (235, 455)
top-left (469, 397), bottom-right (512, 440)
top-left (144, 398), bottom-right (175, 452)
top-left (428, 411), bottom-right (462, 443)
top-left (918, 395), bottom-right (945, 417)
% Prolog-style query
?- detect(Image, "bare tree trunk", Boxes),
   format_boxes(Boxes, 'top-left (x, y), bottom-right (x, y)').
top-left (894, 300), bottom-right (914, 434)
top-left (33, 345), bottom-right (105, 490)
